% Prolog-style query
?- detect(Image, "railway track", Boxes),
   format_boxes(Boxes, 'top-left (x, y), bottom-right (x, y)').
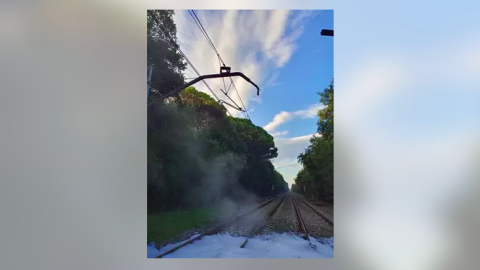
top-left (260, 195), bottom-right (299, 234)
top-left (290, 195), bottom-right (324, 250)
top-left (293, 194), bottom-right (333, 226)
top-left (155, 194), bottom-right (285, 258)
top-left (155, 192), bottom-right (333, 258)
top-left (291, 195), bottom-right (309, 240)
top-left (292, 193), bottom-right (333, 238)
top-left (238, 194), bottom-right (287, 248)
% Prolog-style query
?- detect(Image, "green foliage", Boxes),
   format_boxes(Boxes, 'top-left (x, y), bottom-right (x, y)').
top-left (317, 81), bottom-right (334, 141)
top-left (147, 208), bottom-right (218, 244)
top-left (293, 80), bottom-right (334, 203)
top-left (296, 137), bottom-right (333, 202)
top-left (147, 11), bottom-right (287, 214)
top-left (148, 86), bottom-right (288, 213)
top-left (147, 10), bottom-right (186, 101)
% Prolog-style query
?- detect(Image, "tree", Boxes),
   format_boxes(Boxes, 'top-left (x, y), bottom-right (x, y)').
top-left (146, 11), bottom-right (288, 213)
top-left (297, 136), bottom-right (333, 202)
top-left (293, 80), bottom-right (334, 203)
top-left (317, 81), bottom-right (333, 141)
top-left (147, 10), bottom-right (186, 101)
top-left (148, 85), bottom-right (287, 212)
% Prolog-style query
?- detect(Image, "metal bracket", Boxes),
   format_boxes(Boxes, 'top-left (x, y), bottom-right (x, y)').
top-left (219, 100), bottom-right (243, 111)
top-left (148, 71), bottom-right (260, 106)
top-left (220, 66), bottom-right (231, 74)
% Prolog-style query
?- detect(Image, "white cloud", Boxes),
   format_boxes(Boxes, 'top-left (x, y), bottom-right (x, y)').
top-left (270, 130), bottom-right (289, 137)
top-left (283, 133), bottom-right (318, 142)
top-left (274, 133), bottom-right (317, 164)
top-left (264, 111), bottom-right (293, 132)
top-left (173, 10), bottom-right (312, 117)
top-left (293, 104), bottom-right (323, 118)
top-left (263, 104), bottom-right (322, 132)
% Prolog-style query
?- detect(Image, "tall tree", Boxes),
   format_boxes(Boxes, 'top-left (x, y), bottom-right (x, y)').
top-left (293, 80), bottom-right (334, 203)
top-left (148, 86), bottom-right (287, 212)
top-left (147, 10), bottom-right (186, 101)
top-left (146, 11), bottom-right (288, 213)
top-left (317, 81), bottom-right (334, 141)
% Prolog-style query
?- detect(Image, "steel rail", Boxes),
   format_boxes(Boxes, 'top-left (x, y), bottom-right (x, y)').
top-left (155, 195), bottom-right (280, 258)
top-left (292, 196), bottom-right (309, 240)
top-left (294, 194), bottom-right (333, 226)
top-left (239, 194), bottom-right (287, 248)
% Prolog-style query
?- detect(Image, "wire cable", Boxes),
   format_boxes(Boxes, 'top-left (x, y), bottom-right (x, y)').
top-left (188, 10), bottom-right (226, 66)
top-left (151, 13), bottom-right (221, 102)
top-left (188, 10), bottom-right (251, 120)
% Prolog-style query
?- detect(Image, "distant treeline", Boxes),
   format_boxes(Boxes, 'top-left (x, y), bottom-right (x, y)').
top-left (291, 82), bottom-right (333, 204)
top-left (147, 10), bottom-right (288, 213)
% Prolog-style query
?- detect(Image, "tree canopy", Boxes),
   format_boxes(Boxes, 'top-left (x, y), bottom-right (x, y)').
top-left (147, 10), bottom-right (186, 101)
top-left (291, 81), bottom-right (334, 204)
top-left (148, 87), bottom-right (288, 212)
top-left (147, 11), bottom-right (287, 213)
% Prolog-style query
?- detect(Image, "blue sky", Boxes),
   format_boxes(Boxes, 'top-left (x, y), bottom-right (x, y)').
top-left (255, 11), bottom-right (333, 134)
top-left (173, 10), bottom-right (333, 187)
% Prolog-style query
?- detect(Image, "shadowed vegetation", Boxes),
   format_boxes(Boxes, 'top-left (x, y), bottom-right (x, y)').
top-left (291, 81), bottom-right (333, 204)
top-left (147, 10), bottom-right (288, 216)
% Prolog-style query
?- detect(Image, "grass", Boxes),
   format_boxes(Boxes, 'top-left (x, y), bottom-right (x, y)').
top-left (147, 207), bottom-right (220, 245)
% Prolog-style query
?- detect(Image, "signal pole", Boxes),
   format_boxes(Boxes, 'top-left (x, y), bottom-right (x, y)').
top-left (147, 64), bottom-right (153, 102)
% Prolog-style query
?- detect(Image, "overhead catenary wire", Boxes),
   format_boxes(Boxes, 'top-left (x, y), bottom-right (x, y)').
top-left (188, 10), bottom-right (226, 66)
top-left (230, 79), bottom-right (251, 119)
top-left (188, 10), bottom-right (237, 110)
top-left (151, 13), bottom-right (234, 117)
top-left (188, 10), bottom-right (252, 121)
top-left (154, 17), bottom-right (232, 116)
top-left (188, 10), bottom-right (249, 119)
top-left (150, 12), bottom-right (224, 106)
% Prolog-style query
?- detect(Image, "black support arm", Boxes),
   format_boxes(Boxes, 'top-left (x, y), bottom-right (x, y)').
top-left (148, 72), bottom-right (260, 107)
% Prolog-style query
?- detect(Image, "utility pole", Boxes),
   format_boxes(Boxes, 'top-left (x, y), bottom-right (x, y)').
top-left (147, 64), bottom-right (153, 102)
